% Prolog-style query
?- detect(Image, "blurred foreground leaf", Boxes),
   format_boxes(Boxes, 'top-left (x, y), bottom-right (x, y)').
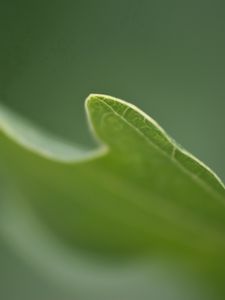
top-left (0, 94), bottom-right (224, 299)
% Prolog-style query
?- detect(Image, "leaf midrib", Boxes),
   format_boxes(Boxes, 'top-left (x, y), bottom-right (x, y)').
top-left (97, 98), bottom-right (225, 203)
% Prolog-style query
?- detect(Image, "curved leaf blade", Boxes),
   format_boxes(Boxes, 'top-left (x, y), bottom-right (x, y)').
top-left (0, 94), bottom-right (225, 298)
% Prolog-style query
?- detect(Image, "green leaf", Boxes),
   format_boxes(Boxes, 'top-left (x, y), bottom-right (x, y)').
top-left (0, 94), bottom-right (225, 299)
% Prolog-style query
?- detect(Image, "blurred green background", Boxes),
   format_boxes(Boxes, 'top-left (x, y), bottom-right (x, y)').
top-left (0, 0), bottom-right (224, 299)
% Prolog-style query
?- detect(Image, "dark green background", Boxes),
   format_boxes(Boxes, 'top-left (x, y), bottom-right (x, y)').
top-left (0, 1), bottom-right (224, 299)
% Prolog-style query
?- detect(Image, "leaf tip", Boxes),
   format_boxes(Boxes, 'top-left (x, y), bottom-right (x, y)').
top-left (85, 93), bottom-right (113, 109)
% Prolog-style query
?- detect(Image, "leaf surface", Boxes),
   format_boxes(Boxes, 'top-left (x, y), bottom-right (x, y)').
top-left (0, 94), bottom-right (224, 299)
